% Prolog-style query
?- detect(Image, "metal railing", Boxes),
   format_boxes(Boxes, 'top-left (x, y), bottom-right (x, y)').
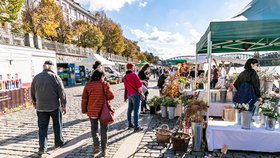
top-left (0, 29), bottom-right (138, 63)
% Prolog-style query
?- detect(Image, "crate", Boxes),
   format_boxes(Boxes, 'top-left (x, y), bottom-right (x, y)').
top-left (223, 106), bottom-right (235, 121)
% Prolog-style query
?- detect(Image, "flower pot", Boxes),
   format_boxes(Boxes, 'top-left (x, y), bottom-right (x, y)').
top-left (161, 106), bottom-right (167, 118)
top-left (260, 113), bottom-right (267, 125)
top-left (241, 111), bottom-right (252, 129)
top-left (263, 81), bottom-right (274, 94)
top-left (191, 122), bottom-right (203, 151)
top-left (175, 103), bottom-right (182, 117)
top-left (211, 92), bottom-right (217, 102)
top-left (220, 90), bottom-right (227, 103)
top-left (167, 106), bottom-right (175, 119)
top-left (265, 117), bottom-right (276, 131)
top-left (235, 110), bottom-right (241, 125)
top-left (179, 82), bottom-right (185, 93)
top-left (150, 106), bottom-right (156, 114)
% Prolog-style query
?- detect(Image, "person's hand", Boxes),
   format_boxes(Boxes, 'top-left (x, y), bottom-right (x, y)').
top-left (32, 102), bottom-right (36, 109)
top-left (62, 107), bottom-right (66, 115)
top-left (258, 97), bottom-right (263, 102)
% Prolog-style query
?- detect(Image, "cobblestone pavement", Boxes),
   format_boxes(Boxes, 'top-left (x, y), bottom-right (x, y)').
top-left (0, 82), bottom-right (128, 158)
top-left (132, 115), bottom-right (280, 158)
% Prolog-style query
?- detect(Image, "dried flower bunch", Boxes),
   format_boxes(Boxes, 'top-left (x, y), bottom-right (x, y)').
top-left (186, 99), bottom-right (208, 122)
top-left (257, 68), bottom-right (277, 82)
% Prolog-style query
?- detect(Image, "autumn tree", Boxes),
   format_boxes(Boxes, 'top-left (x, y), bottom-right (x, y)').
top-left (78, 25), bottom-right (104, 49)
top-left (94, 11), bottom-right (125, 55)
top-left (0, 0), bottom-right (23, 23)
top-left (138, 53), bottom-right (147, 61)
top-left (55, 19), bottom-right (72, 43)
top-left (72, 20), bottom-right (90, 44)
top-left (22, 0), bottom-right (62, 39)
top-left (123, 38), bottom-right (140, 58)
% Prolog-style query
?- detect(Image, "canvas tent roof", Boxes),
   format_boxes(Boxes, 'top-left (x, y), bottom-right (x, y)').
top-left (76, 53), bottom-right (115, 66)
top-left (196, 0), bottom-right (280, 54)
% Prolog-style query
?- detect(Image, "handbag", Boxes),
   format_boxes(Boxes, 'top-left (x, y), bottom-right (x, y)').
top-left (124, 76), bottom-right (145, 101)
top-left (99, 83), bottom-right (115, 125)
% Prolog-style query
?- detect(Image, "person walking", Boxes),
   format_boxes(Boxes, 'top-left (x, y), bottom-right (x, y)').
top-left (138, 64), bottom-right (150, 114)
top-left (157, 70), bottom-right (169, 95)
top-left (81, 70), bottom-right (114, 156)
top-left (31, 60), bottom-right (67, 155)
top-left (124, 62), bottom-right (144, 131)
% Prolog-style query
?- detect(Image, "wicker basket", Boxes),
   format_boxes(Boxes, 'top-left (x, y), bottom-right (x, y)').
top-left (155, 124), bottom-right (172, 143)
top-left (172, 132), bottom-right (190, 151)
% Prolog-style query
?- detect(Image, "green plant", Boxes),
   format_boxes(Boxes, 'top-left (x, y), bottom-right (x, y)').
top-left (263, 107), bottom-right (280, 119)
top-left (163, 96), bottom-right (178, 107)
top-left (148, 96), bottom-right (164, 108)
top-left (178, 94), bottom-right (193, 106)
top-left (233, 103), bottom-right (249, 112)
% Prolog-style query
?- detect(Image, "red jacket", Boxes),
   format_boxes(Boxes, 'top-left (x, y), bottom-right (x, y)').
top-left (81, 81), bottom-right (114, 117)
top-left (124, 71), bottom-right (142, 101)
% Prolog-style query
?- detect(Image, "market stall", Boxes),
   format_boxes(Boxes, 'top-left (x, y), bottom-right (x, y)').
top-left (0, 44), bottom-right (57, 113)
top-left (196, 0), bottom-right (280, 152)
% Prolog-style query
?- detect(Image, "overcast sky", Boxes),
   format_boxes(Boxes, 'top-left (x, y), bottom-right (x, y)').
top-left (75, 0), bottom-right (252, 59)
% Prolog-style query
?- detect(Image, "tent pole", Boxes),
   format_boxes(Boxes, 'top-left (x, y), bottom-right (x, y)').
top-left (207, 32), bottom-right (212, 123)
top-left (194, 53), bottom-right (198, 91)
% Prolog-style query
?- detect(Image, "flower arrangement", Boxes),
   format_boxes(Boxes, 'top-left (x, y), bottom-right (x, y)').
top-left (226, 73), bottom-right (239, 82)
top-left (258, 68), bottom-right (277, 82)
top-left (262, 107), bottom-right (280, 119)
top-left (162, 78), bottom-right (180, 98)
top-left (186, 99), bottom-right (208, 122)
top-left (233, 103), bottom-right (249, 112)
top-left (178, 76), bottom-right (187, 84)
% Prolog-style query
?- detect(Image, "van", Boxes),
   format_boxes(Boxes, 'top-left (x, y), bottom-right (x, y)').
top-left (103, 65), bottom-right (123, 83)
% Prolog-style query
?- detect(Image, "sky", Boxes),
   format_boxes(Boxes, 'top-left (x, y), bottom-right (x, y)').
top-left (75, 0), bottom-right (252, 59)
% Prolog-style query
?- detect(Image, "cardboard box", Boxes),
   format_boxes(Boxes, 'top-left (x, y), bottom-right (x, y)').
top-left (223, 106), bottom-right (235, 121)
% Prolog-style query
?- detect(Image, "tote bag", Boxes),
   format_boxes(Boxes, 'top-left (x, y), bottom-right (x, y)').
top-left (100, 83), bottom-right (115, 125)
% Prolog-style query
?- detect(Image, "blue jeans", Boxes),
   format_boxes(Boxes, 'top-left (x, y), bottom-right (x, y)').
top-left (127, 94), bottom-right (140, 128)
top-left (89, 118), bottom-right (108, 151)
top-left (37, 108), bottom-right (64, 152)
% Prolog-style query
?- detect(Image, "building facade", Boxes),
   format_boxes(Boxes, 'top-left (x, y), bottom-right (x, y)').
top-left (21, 0), bottom-right (95, 24)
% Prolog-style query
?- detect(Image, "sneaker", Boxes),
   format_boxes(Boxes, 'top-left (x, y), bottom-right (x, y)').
top-left (134, 127), bottom-right (143, 132)
top-left (128, 123), bottom-right (134, 129)
top-left (102, 149), bottom-right (108, 157)
top-left (54, 142), bottom-right (66, 149)
top-left (140, 111), bottom-right (147, 115)
top-left (92, 147), bottom-right (100, 154)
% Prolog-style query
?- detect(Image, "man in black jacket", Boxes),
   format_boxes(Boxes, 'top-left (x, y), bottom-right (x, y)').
top-left (157, 70), bottom-right (169, 95)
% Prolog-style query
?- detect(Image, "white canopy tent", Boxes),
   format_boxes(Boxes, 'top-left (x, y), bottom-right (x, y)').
top-left (76, 53), bottom-right (115, 67)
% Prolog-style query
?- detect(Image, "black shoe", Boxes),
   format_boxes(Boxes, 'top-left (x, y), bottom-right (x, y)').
top-left (128, 124), bottom-right (134, 129)
top-left (55, 142), bottom-right (66, 149)
top-left (134, 127), bottom-right (143, 132)
top-left (145, 109), bottom-right (150, 112)
top-left (38, 150), bottom-right (47, 156)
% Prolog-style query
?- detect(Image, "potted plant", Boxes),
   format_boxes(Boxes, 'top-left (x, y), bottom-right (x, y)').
top-left (178, 77), bottom-right (187, 93)
top-left (219, 88), bottom-right (227, 103)
top-left (258, 68), bottom-right (277, 94)
top-left (186, 99), bottom-right (207, 151)
top-left (233, 103), bottom-right (249, 125)
top-left (178, 94), bottom-right (193, 107)
top-left (164, 96), bottom-right (178, 120)
top-left (261, 106), bottom-right (280, 131)
top-left (147, 96), bottom-right (159, 114)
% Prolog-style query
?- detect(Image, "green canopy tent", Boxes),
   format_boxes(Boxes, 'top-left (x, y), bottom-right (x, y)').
top-left (195, 0), bottom-right (280, 121)
top-left (135, 60), bottom-right (149, 67)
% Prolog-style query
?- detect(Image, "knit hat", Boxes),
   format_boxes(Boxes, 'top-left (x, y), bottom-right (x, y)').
top-left (126, 62), bottom-right (134, 70)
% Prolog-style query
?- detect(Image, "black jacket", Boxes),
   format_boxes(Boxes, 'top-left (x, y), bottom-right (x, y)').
top-left (234, 69), bottom-right (261, 97)
top-left (157, 74), bottom-right (167, 89)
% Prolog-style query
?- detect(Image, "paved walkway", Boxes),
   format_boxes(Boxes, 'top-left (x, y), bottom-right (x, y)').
top-left (1, 79), bottom-right (280, 158)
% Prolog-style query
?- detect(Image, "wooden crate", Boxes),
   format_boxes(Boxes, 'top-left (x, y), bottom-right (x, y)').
top-left (223, 106), bottom-right (235, 122)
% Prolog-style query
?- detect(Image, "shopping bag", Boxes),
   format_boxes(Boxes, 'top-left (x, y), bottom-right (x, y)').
top-left (100, 101), bottom-right (115, 125)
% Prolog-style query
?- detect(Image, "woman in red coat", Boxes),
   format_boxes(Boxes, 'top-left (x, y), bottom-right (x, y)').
top-left (81, 70), bottom-right (114, 156)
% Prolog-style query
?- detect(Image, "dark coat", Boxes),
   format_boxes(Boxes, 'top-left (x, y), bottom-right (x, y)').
top-left (234, 69), bottom-right (261, 98)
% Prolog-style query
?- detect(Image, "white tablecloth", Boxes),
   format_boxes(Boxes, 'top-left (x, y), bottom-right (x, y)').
top-left (207, 121), bottom-right (280, 152)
